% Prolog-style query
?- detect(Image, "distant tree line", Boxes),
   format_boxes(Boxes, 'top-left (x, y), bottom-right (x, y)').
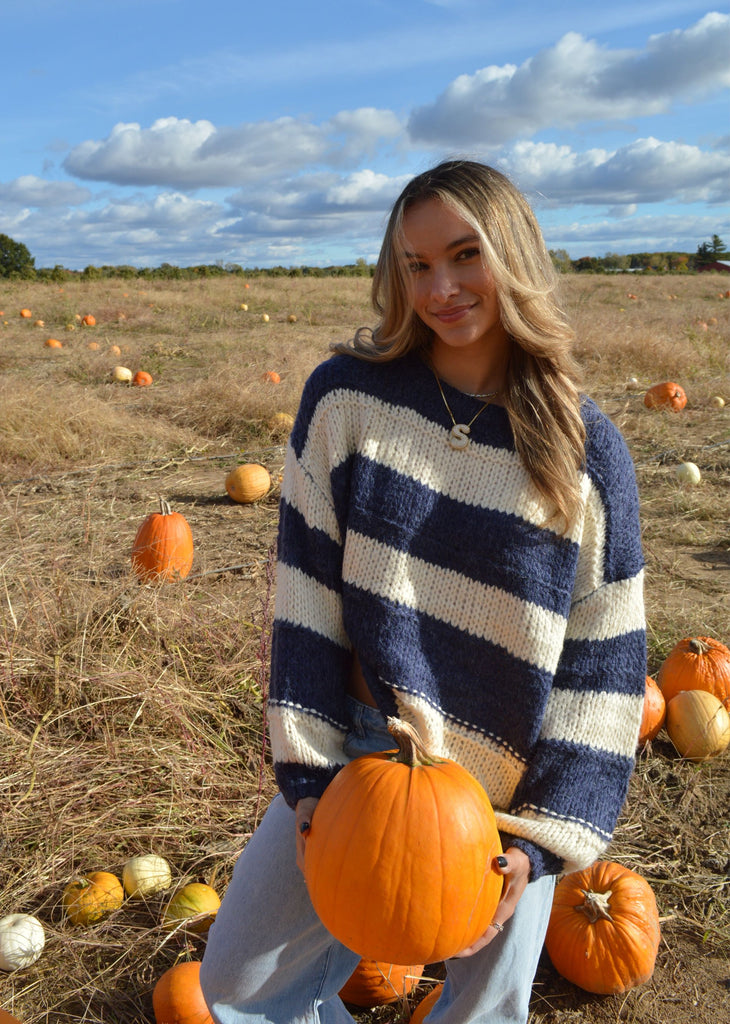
top-left (0, 232), bottom-right (727, 281)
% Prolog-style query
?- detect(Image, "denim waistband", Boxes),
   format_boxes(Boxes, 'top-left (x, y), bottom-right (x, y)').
top-left (345, 694), bottom-right (390, 737)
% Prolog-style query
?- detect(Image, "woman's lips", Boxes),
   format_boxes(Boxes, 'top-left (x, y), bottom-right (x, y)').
top-left (432, 304), bottom-right (473, 323)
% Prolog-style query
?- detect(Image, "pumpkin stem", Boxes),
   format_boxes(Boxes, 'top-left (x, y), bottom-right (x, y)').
top-left (386, 717), bottom-right (445, 767)
top-left (688, 638), bottom-right (710, 656)
top-left (158, 497), bottom-right (173, 516)
top-left (576, 888), bottom-right (614, 923)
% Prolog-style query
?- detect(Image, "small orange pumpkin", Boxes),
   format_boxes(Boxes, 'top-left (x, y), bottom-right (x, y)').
top-left (44, 338), bottom-right (63, 349)
top-left (19, 308), bottom-right (32, 318)
top-left (62, 871), bottom-right (124, 926)
top-left (81, 314), bottom-right (96, 326)
top-left (410, 984), bottom-right (443, 1024)
top-left (225, 464), bottom-right (271, 504)
top-left (152, 961), bottom-right (213, 1024)
top-left (657, 636), bottom-right (730, 708)
top-left (637, 676), bottom-right (665, 746)
top-left (643, 382), bottom-right (687, 411)
top-left (545, 861), bottom-right (660, 995)
top-left (339, 959), bottom-right (424, 1008)
top-left (131, 498), bottom-right (194, 582)
top-left (262, 370), bottom-right (280, 383)
top-left (132, 370), bottom-right (153, 387)
top-left (304, 718), bottom-right (503, 965)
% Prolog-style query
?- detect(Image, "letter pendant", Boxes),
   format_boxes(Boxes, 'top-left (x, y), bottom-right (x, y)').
top-left (448, 423), bottom-right (471, 449)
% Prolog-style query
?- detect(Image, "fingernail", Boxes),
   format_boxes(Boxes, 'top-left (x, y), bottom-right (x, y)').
top-left (496, 855), bottom-right (508, 868)
top-left (299, 821), bottom-right (311, 834)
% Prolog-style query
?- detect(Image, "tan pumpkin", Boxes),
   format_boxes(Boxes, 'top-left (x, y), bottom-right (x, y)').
top-left (225, 464), bottom-right (271, 504)
top-left (131, 500), bottom-right (194, 582)
top-left (267, 411), bottom-right (295, 435)
top-left (545, 861), bottom-right (660, 995)
top-left (339, 959), bottom-right (424, 1008)
top-left (657, 636), bottom-right (730, 708)
top-left (643, 382), bottom-right (687, 412)
top-left (637, 676), bottom-right (665, 746)
top-left (162, 883), bottom-right (221, 934)
top-left (665, 690), bottom-right (730, 761)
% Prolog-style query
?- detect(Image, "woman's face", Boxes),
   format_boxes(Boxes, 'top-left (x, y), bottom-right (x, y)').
top-left (400, 198), bottom-right (509, 364)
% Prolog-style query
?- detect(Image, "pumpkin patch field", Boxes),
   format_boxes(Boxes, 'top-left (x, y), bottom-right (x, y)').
top-left (1, 273), bottom-right (728, 1023)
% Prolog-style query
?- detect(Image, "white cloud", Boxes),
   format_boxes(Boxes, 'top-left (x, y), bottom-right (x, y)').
top-left (505, 137), bottom-right (730, 206)
top-left (0, 175), bottom-right (91, 207)
top-left (62, 110), bottom-right (404, 189)
top-left (408, 12), bottom-right (730, 145)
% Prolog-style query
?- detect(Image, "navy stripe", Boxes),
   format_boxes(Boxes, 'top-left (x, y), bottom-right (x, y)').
top-left (270, 622), bottom-right (352, 721)
top-left (511, 740), bottom-right (635, 837)
top-left (554, 631), bottom-right (647, 695)
top-left (339, 455), bottom-right (577, 614)
top-left (343, 584), bottom-right (553, 754)
top-left (277, 500), bottom-right (343, 594)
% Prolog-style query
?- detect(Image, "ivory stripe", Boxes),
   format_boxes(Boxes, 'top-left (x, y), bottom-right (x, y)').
top-left (343, 531), bottom-right (566, 672)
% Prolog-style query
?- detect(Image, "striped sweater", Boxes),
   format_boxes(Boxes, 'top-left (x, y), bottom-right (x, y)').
top-left (268, 350), bottom-right (646, 879)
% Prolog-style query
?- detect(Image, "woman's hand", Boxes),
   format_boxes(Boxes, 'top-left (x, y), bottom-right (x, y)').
top-left (295, 797), bottom-right (320, 873)
top-left (453, 846), bottom-right (532, 957)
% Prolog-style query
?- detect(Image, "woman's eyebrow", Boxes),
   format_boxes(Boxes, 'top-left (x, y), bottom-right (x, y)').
top-left (402, 234), bottom-right (480, 259)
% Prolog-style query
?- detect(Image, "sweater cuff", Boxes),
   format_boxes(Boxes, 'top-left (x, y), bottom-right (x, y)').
top-left (499, 833), bottom-right (563, 881)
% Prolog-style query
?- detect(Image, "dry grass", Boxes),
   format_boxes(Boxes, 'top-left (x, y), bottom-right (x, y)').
top-left (1, 272), bottom-right (729, 1023)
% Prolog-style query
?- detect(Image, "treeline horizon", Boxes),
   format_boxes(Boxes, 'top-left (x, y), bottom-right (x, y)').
top-left (2, 250), bottom-right (728, 283)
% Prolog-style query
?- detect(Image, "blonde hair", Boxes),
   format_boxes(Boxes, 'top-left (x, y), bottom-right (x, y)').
top-left (335, 160), bottom-right (586, 533)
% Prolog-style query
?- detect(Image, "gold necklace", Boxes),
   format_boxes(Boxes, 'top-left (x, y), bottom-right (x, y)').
top-left (433, 371), bottom-right (499, 449)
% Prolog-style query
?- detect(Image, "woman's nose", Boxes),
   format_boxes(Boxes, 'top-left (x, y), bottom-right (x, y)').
top-left (430, 265), bottom-right (458, 302)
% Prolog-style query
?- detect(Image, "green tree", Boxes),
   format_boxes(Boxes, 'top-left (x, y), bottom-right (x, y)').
top-left (0, 233), bottom-right (35, 278)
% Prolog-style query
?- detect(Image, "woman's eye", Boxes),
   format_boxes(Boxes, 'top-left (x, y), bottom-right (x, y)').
top-left (408, 260), bottom-right (427, 273)
top-left (456, 247), bottom-right (480, 261)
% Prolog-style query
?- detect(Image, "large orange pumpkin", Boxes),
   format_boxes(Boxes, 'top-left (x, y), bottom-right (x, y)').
top-left (304, 718), bottom-right (503, 965)
top-left (131, 498), bottom-right (194, 582)
top-left (545, 861), bottom-right (660, 995)
top-left (643, 382), bottom-right (687, 411)
top-left (0, 1010), bottom-right (22, 1024)
top-left (152, 961), bottom-right (212, 1024)
top-left (657, 636), bottom-right (730, 708)
top-left (339, 959), bottom-right (424, 1008)
top-left (637, 676), bottom-right (665, 746)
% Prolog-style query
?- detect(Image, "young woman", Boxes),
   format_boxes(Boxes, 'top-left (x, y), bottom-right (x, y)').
top-left (201, 161), bottom-right (646, 1024)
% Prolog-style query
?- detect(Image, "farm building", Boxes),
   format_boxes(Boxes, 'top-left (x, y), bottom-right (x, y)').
top-left (697, 260), bottom-right (730, 273)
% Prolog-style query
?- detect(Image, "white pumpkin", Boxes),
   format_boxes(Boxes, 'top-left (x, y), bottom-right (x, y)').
top-left (675, 462), bottom-right (701, 486)
top-left (111, 365), bottom-right (133, 383)
top-left (0, 914), bottom-right (45, 971)
top-left (122, 854), bottom-right (172, 897)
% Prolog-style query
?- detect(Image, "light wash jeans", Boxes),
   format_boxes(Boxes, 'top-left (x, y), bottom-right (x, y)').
top-left (200, 699), bottom-right (555, 1024)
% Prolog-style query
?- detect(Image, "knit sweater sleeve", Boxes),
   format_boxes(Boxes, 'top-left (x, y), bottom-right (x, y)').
top-left (498, 404), bottom-right (646, 878)
top-left (267, 364), bottom-right (354, 808)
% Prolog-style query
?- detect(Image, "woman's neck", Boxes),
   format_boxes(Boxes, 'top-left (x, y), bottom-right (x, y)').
top-left (427, 340), bottom-right (510, 399)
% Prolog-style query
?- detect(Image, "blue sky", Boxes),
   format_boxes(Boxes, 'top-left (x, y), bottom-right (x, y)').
top-left (1, 0), bottom-right (729, 269)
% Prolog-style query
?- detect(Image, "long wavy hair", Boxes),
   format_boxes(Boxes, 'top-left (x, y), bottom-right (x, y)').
top-left (335, 160), bottom-right (586, 533)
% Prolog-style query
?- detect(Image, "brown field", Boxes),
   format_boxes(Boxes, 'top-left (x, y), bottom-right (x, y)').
top-left (1, 272), bottom-right (728, 1023)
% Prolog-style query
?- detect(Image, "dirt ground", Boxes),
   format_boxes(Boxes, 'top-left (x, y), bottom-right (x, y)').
top-left (13, 448), bottom-right (725, 1024)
